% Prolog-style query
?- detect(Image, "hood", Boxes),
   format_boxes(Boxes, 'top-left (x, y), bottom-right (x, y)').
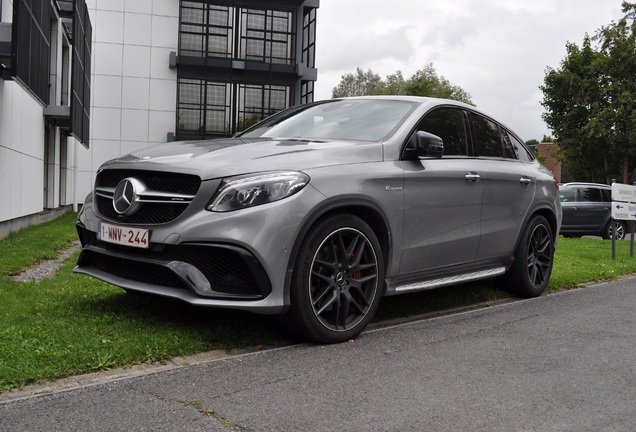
top-left (99, 138), bottom-right (384, 180)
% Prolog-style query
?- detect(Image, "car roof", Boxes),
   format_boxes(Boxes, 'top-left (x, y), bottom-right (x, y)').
top-left (560, 182), bottom-right (611, 189)
top-left (338, 95), bottom-right (476, 110)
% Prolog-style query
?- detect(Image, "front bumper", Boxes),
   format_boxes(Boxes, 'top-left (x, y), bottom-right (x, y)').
top-left (76, 223), bottom-right (272, 300)
top-left (74, 181), bottom-right (327, 314)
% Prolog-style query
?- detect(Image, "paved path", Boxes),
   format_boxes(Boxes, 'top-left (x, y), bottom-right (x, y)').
top-left (2, 279), bottom-right (636, 431)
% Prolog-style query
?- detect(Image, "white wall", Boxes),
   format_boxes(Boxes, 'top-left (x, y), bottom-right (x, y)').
top-left (77, 0), bottom-right (179, 201)
top-left (0, 80), bottom-right (46, 222)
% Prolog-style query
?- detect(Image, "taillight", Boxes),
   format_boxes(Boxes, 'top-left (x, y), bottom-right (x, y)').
top-left (553, 178), bottom-right (559, 190)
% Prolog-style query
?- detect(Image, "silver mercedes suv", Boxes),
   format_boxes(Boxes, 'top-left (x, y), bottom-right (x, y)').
top-left (75, 96), bottom-right (562, 343)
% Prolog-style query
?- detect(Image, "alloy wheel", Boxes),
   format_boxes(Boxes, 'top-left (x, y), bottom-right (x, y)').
top-left (609, 222), bottom-right (626, 240)
top-left (309, 227), bottom-right (379, 332)
top-left (526, 223), bottom-right (553, 288)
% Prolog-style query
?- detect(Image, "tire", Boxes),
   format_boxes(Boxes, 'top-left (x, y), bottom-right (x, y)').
top-left (503, 215), bottom-right (554, 298)
top-left (603, 220), bottom-right (626, 240)
top-left (284, 214), bottom-right (385, 343)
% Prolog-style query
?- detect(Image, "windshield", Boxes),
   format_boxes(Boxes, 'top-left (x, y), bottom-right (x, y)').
top-left (239, 99), bottom-right (416, 142)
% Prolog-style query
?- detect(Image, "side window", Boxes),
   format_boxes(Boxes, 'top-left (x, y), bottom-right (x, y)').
top-left (471, 114), bottom-right (503, 158)
top-left (580, 187), bottom-right (603, 202)
top-left (560, 188), bottom-right (577, 202)
top-left (504, 130), bottom-right (535, 162)
top-left (600, 189), bottom-right (612, 202)
top-left (417, 107), bottom-right (469, 156)
top-left (512, 133), bottom-right (535, 162)
top-left (501, 131), bottom-right (517, 159)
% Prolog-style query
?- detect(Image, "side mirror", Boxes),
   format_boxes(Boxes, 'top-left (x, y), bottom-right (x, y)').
top-left (416, 131), bottom-right (444, 157)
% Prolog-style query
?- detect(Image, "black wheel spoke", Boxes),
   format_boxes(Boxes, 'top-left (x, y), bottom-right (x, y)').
top-left (351, 273), bottom-right (377, 285)
top-left (336, 294), bottom-right (350, 329)
top-left (312, 281), bottom-right (335, 306)
top-left (311, 270), bottom-right (334, 284)
top-left (335, 231), bottom-right (347, 263)
top-left (348, 286), bottom-right (370, 310)
top-left (314, 258), bottom-right (337, 271)
top-left (314, 290), bottom-right (338, 316)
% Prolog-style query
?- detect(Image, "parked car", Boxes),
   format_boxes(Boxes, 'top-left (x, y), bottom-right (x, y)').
top-left (559, 182), bottom-right (626, 240)
top-left (75, 96), bottom-right (562, 343)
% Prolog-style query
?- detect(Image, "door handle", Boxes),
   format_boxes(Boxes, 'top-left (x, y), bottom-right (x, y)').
top-left (520, 176), bottom-right (532, 185)
top-left (465, 172), bottom-right (480, 182)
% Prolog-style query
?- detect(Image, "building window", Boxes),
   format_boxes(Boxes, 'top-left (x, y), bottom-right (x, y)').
top-left (177, 78), bottom-right (232, 137)
top-left (177, 79), bottom-right (289, 139)
top-left (239, 9), bottom-right (293, 65)
top-left (302, 7), bottom-right (316, 68)
top-left (300, 80), bottom-right (314, 105)
top-left (180, 2), bottom-right (234, 58)
top-left (237, 83), bottom-right (289, 129)
top-left (176, 1), bottom-right (318, 139)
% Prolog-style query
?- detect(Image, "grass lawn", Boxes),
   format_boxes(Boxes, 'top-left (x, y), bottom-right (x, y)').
top-left (1, 212), bottom-right (636, 391)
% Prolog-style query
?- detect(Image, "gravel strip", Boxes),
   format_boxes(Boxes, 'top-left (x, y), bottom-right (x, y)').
top-left (10, 242), bottom-right (81, 283)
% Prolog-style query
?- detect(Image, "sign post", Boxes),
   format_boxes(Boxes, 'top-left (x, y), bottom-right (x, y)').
top-left (611, 183), bottom-right (636, 259)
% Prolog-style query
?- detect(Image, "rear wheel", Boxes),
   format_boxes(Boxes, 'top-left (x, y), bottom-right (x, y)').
top-left (503, 215), bottom-right (554, 297)
top-left (285, 215), bottom-right (384, 343)
top-left (603, 220), bottom-right (626, 240)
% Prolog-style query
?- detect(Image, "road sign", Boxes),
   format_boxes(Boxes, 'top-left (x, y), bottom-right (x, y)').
top-left (612, 202), bottom-right (636, 220)
top-left (612, 183), bottom-right (636, 202)
top-left (610, 184), bottom-right (636, 259)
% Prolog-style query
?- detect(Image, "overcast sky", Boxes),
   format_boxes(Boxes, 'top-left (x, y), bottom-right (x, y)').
top-left (313, 0), bottom-right (625, 141)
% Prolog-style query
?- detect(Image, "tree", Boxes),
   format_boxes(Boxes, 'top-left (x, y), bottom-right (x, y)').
top-left (541, 2), bottom-right (636, 184)
top-left (332, 63), bottom-right (474, 105)
top-left (404, 64), bottom-right (473, 104)
top-left (541, 135), bottom-right (555, 143)
top-left (331, 68), bottom-right (383, 98)
top-left (595, 1), bottom-right (636, 183)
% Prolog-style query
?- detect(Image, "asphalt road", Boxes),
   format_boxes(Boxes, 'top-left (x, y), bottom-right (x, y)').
top-left (2, 279), bottom-right (636, 431)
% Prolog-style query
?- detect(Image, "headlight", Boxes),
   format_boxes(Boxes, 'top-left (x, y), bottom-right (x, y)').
top-left (207, 171), bottom-right (310, 212)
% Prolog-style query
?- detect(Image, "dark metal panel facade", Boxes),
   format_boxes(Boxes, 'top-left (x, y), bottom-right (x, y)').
top-left (11, 0), bottom-right (52, 105)
top-left (70, 0), bottom-right (92, 147)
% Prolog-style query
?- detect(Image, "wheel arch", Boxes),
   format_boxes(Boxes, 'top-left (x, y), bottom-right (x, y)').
top-left (509, 206), bottom-right (559, 269)
top-left (534, 207), bottom-right (559, 241)
top-left (282, 198), bottom-right (392, 311)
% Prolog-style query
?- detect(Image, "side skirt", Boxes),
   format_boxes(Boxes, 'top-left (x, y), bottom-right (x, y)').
top-left (387, 266), bottom-right (506, 295)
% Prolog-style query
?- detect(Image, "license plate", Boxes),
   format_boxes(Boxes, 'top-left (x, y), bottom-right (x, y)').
top-left (98, 222), bottom-right (150, 249)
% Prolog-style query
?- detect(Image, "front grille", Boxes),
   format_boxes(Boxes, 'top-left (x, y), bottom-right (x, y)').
top-left (95, 170), bottom-right (201, 225)
top-left (76, 226), bottom-right (271, 300)
top-left (81, 250), bottom-right (188, 289)
top-left (97, 170), bottom-right (201, 195)
top-left (96, 200), bottom-right (190, 225)
top-left (162, 245), bottom-right (263, 294)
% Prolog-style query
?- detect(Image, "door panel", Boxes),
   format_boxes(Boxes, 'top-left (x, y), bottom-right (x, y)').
top-left (476, 159), bottom-right (535, 260)
top-left (400, 159), bottom-right (483, 274)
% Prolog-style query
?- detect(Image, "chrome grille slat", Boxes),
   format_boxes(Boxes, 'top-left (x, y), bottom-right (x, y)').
top-left (94, 170), bottom-right (202, 225)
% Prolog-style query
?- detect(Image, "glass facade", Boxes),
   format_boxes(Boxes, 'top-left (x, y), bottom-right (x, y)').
top-left (180, 3), bottom-right (234, 58)
top-left (176, 0), bottom-right (318, 140)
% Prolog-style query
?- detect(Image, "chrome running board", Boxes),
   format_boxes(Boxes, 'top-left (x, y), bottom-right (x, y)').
top-left (394, 267), bottom-right (506, 294)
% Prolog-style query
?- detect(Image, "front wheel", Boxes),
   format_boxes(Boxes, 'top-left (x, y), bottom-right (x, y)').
top-left (285, 214), bottom-right (385, 343)
top-left (502, 215), bottom-right (554, 298)
top-left (603, 220), bottom-right (626, 240)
